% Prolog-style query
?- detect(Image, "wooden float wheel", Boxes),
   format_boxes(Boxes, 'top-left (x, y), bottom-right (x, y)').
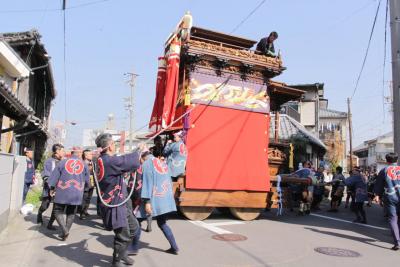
top-left (229, 207), bottom-right (262, 221)
top-left (179, 206), bottom-right (213, 221)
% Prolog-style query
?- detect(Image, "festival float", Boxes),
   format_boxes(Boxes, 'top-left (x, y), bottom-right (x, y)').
top-left (148, 13), bottom-right (310, 221)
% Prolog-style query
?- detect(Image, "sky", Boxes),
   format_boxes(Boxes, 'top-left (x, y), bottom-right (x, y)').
top-left (0, 0), bottom-right (394, 147)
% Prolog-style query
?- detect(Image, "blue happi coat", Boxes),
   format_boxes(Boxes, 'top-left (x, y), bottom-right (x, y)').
top-left (48, 155), bottom-right (90, 205)
top-left (163, 140), bottom-right (187, 177)
top-left (137, 155), bottom-right (176, 218)
top-left (345, 175), bottom-right (368, 203)
top-left (41, 157), bottom-right (60, 198)
top-left (97, 151), bottom-right (140, 230)
top-left (24, 158), bottom-right (35, 183)
top-left (374, 163), bottom-right (400, 204)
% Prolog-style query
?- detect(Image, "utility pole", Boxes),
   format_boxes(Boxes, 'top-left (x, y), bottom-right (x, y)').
top-left (124, 72), bottom-right (139, 151)
top-left (389, 0), bottom-right (400, 159)
top-left (347, 98), bottom-right (353, 171)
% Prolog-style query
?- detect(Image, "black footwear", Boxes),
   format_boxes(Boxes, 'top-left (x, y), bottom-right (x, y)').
top-left (37, 213), bottom-right (43, 224)
top-left (146, 226), bottom-right (152, 233)
top-left (165, 248), bottom-right (178, 255)
top-left (353, 218), bottom-right (362, 223)
top-left (61, 233), bottom-right (69, 241)
top-left (121, 253), bottom-right (134, 265)
top-left (360, 219), bottom-right (367, 224)
top-left (47, 224), bottom-right (57, 231)
top-left (111, 261), bottom-right (124, 267)
top-left (391, 245), bottom-right (399, 251)
top-left (127, 250), bottom-right (138, 256)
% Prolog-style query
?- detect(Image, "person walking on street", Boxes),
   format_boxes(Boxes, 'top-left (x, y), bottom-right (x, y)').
top-left (328, 166), bottom-right (346, 212)
top-left (133, 150), bottom-right (179, 255)
top-left (311, 166), bottom-right (325, 211)
top-left (48, 147), bottom-right (90, 241)
top-left (345, 167), bottom-right (368, 224)
top-left (163, 131), bottom-right (187, 182)
top-left (80, 149), bottom-right (95, 220)
top-left (37, 143), bottom-right (65, 229)
top-left (95, 133), bottom-right (143, 267)
top-left (23, 147), bottom-right (36, 203)
top-left (374, 152), bottom-right (400, 251)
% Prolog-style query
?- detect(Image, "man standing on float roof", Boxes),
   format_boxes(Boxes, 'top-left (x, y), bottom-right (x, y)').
top-left (95, 133), bottom-right (144, 267)
top-left (48, 147), bottom-right (90, 241)
top-left (374, 152), bottom-right (400, 251)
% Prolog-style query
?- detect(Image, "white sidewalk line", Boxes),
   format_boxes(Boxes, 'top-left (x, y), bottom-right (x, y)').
top-left (310, 213), bottom-right (389, 231)
top-left (189, 220), bottom-right (233, 234)
top-left (207, 221), bottom-right (245, 227)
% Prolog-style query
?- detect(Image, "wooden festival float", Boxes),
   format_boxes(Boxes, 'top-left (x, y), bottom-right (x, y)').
top-left (148, 13), bottom-right (310, 221)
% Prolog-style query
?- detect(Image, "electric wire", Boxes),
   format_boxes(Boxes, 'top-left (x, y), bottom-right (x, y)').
top-left (0, 0), bottom-right (115, 13)
top-left (230, 0), bottom-right (267, 34)
top-left (350, 0), bottom-right (382, 100)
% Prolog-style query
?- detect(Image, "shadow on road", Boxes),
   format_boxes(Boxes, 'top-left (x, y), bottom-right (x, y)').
top-left (45, 239), bottom-right (112, 267)
top-left (260, 200), bottom-right (394, 250)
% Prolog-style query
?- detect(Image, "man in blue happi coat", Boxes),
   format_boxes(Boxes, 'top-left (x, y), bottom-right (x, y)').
top-left (374, 153), bottom-right (400, 251)
top-left (345, 166), bottom-right (368, 224)
top-left (163, 131), bottom-right (187, 181)
top-left (95, 133), bottom-right (142, 267)
top-left (48, 147), bottom-right (90, 241)
top-left (37, 143), bottom-right (65, 229)
top-left (131, 149), bottom-right (179, 255)
top-left (23, 147), bottom-right (36, 203)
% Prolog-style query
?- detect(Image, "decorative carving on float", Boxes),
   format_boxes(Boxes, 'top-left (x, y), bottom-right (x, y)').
top-left (187, 40), bottom-right (283, 66)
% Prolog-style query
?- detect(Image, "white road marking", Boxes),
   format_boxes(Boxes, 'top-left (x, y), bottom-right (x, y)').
top-left (207, 221), bottom-right (245, 227)
top-left (57, 243), bottom-right (67, 246)
top-left (310, 213), bottom-right (389, 231)
top-left (189, 220), bottom-right (245, 234)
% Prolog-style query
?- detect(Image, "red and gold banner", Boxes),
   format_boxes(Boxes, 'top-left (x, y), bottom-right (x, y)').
top-left (161, 41), bottom-right (181, 128)
top-left (149, 57), bottom-right (167, 131)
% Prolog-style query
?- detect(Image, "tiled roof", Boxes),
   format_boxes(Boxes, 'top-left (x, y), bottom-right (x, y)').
top-left (0, 80), bottom-right (34, 116)
top-left (1, 30), bottom-right (41, 45)
top-left (270, 114), bottom-right (326, 150)
top-left (319, 108), bottom-right (347, 118)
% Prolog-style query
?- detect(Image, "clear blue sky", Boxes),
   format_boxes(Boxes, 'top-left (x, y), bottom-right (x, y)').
top-left (0, 0), bottom-right (393, 147)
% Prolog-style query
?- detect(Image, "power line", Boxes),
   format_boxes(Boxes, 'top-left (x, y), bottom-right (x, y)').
top-left (0, 0), bottom-right (115, 13)
top-left (350, 0), bottom-right (382, 100)
top-left (230, 0), bottom-right (267, 34)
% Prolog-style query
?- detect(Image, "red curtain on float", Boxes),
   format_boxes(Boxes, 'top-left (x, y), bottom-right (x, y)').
top-left (149, 57), bottom-right (167, 131)
top-left (185, 105), bottom-right (270, 192)
top-left (161, 41), bottom-right (181, 128)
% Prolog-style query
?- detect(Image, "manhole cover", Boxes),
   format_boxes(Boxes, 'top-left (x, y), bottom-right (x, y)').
top-left (314, 247), bottom-right (361, 257)
top-left (212, 234), bottom-right (247, 241)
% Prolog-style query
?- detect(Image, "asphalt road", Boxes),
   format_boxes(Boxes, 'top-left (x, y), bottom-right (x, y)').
top-left (0, 199), bottom-right (398, 267)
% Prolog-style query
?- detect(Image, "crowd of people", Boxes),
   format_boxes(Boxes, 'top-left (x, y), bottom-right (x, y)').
top-left (289, 153), bottom-right (400, 251)
top-left (21, 135), bottom-right (400, 266)
top-left (22, 131), bottom-right (187, 267)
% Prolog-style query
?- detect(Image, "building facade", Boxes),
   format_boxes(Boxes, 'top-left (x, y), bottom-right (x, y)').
top-left (0, 30), bottom-right (55, 163)
top-left (354, 132), bottom-right (394, 172)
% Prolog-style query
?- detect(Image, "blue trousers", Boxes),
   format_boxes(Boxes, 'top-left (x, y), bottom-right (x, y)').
top-left (23, 183), bottom-right (32, 203)
top-left (386, 200), bottom-right (400, 246)
top-left (129, 214), bottom-right (178, 252)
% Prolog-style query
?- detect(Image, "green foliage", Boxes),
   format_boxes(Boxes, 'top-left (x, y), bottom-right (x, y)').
top-left (25, 186), bottom-right (42, 207)
top-left (289, 134), bottom-right (309, 168)
top-left (36, 151), bottom-right (50, 173)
